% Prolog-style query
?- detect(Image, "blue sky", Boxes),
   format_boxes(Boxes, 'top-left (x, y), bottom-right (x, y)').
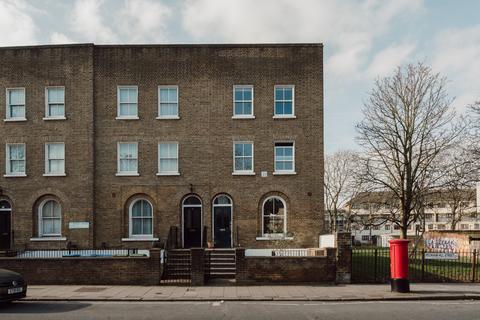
top-left (1, 0), bottom-right (479, 153)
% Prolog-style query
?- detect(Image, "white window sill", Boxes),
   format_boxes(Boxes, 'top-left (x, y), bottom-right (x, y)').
top-left (115, 116), bottom-right (139, 120)
top-left (232, 115), bottom-right (255, 119)
top-left (256, 236), bottom-right (294, 241)
top-left (156, 172), bottom-right (180, 176)
top-left (156, 116), bottom-right (180, 120)
top-left (4, 173), bottom-right (27, 178)
top-left (122, 237), bottom-right (159, 242)
top-left (4, 118), bottom-right (27, 122)
top-left (30, 237), bottom-right (67, 242)
top-left (273, 171), bottom-right (297, 175)
top-left (232, 172), bottom-right (256, 176)
top-left (43, 173), bottom-right (66, 177)
top-left (43, 117), bottom-right (66, 121)
top-left (116, 173), bottom-right (140, 176)
top-left (273, 115), bottom-right (296, 119)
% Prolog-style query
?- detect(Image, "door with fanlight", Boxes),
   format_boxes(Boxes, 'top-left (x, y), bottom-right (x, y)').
top-left (213, 195), bottom-right (232, 248)
top-left (182, 196), bottom-right (202, 248)
top-left (0, 200), bottom-right (12, 250)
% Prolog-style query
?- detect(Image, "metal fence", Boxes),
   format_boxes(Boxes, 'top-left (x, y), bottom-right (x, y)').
top-left (8, 249), bottom-right (146, 259)
top-left (352, 247), bottom-right (480, 283)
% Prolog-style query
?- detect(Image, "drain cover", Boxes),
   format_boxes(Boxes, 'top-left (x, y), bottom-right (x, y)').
top-left (74, 287), bottom-right (107, 292)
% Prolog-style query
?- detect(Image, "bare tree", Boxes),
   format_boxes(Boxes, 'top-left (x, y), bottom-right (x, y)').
top-left (433, 146), bottom-right (477, 230)
top-left (467, 100), bottom-right (480, 161)
top-left (324, 150), bottom-right (363, 232)
top-left (356, 63), bottom-right (464, 239)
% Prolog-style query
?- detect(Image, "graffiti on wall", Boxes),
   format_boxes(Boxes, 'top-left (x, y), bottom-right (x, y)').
top-left (424, 238), bottom-right (459, 251)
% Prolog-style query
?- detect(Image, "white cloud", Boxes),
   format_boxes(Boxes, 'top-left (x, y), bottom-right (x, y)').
top-left (432, 25), bottom-right (480, 109)
top-left (181, 0), bottom-right (424, 76)
top-left (366, 43), bottom-right (416, 78)
top-left (70, 0), bottom-right (117, 43)
top-left (0, 0), bottom-right (38, 46)
top-left (65, 0), bottom-right (171, 44)
top-left (50, 32), bottom-right (74, 44)
top-left (118, 0), bottom-right (172, 43)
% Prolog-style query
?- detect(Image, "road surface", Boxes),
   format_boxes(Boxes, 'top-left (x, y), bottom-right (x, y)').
top-left (1, 300), bottom-right (480, 319)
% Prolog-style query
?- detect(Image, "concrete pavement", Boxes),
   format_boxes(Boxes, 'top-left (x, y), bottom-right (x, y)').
top-left (22, 283), bottom-right (480, 302)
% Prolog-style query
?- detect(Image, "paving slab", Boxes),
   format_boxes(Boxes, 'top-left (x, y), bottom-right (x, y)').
top-left (22, 283), bottom-right (480, 302)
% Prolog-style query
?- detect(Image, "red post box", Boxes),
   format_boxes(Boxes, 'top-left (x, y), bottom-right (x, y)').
top-left (389, 239), bottom-right (410, 293)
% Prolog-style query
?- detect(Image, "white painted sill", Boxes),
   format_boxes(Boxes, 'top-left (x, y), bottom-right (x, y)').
top-left (4, 173), bottom-right (27, 178)
top-left (256, 236), bottom-right (295, 241)
top-left (30, 237), bottom-right (67, 242)
top-left (156, 172), bottom-right (180, 176)
top-left (4, 118), bottom-right (27, 122)
top-left (115, 173), bottom-right (140, 177)
top-left (156, 116), bottom-right (180, 120)
top-left (232, 172), bottom-right (256, 176)
top-left (43, 173), bottom-right (66, 177)
top-left (232, 115), bottom-right (255, 119)
top-left (272, 115), bottom-right (296, 119)
top-left (43, 117), bottom-right (67, 121)
top-left (122, 237), bottom-right (159, 242)
top-left (115, 116), bottom-right (139, 120)
top-left (273, 171), bottom-right (297, 175)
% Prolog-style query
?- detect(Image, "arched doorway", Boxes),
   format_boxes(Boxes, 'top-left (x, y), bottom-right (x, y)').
top-left (182, 195), bottom-right (202, 248)
top-left (0, 200), bottom-right (12, 250)
top-left (212, 195), bottom-right (233, 248)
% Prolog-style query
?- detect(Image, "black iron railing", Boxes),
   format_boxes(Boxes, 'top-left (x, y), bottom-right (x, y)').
top-left (352, 247), bottom-right (480, 283)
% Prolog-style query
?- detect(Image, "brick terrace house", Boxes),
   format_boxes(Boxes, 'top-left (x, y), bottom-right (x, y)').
top-left (0, 43), bottom-right (324, 251)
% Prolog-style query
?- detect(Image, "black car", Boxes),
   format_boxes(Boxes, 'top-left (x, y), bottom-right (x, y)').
top-left (0, 269), bottom-right (27, 303)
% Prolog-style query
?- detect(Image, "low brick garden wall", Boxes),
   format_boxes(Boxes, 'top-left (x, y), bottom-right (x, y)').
top-left (235, 248), bottom-right (338, 284)
top-left (244, 256), bottom-right (336, 283)
top-left (0, 249), bottom-right (161, 285)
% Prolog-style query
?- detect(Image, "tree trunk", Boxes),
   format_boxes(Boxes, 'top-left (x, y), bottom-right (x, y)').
top-left (400, 226), bottom-right (408, 239)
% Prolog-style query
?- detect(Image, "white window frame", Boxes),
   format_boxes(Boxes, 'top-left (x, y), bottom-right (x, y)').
top-left (44, 86), bottom-right (66, 120)
top-left (44, 142), bottom-right (66, 176)
top-left (5, 88), bottom-right (26, 121)
top-left (116, 142), bottom-right (139, 176)
top-left (157, 85), bottom-right (179, 119)
top-left (157, 142), bottom-right (180, 176)
top-left (273, 85), bottom-right (295, 118)
top-left (5, 143), bottom-right (26, 177)
top-left (232, 141), bottom-right (255, 175)
top-left (232, 85), bottom-right (255, 119)
top-left (260, 196), bottom-right (288, 238)
top-left (128, 199), bottom-right (155, 239)
top-left (116, 86), bottom-right (139, 120)
top-left (273, 141), bottom-right (296, 175)
top-left (38, 199), bottom-right (62, 238)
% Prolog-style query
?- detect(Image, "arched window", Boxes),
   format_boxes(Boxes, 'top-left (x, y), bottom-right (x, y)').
top-left (183, 196), bottom-right (201, 206)
top-left (213, 195), bottom-right (232, 206)
top-left (262, 196), bottom-right (287, 237)
top-left (39, 199), bottom-right (62, 237)
top-left (0, 200), bottom-right (11, 210)
top-left (130, 199), bottom-right (153, 237)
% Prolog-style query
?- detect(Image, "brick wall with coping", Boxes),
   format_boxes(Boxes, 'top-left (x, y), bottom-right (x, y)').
top-left (235, 247), bottom-right (337, 283)
top-left (0, 249), bottom-right (161, 285)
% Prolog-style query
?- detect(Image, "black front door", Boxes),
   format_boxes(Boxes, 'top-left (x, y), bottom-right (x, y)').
top-left (214, 206), bottom-right (232, 248)
top-left (0, 211), bottom-right (11, 250)
top-left (183, 206), bottom-right (202, 248)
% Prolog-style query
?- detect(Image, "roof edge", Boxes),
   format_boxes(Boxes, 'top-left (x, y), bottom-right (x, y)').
top-left (0, 42), bottom-right (323, 50)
